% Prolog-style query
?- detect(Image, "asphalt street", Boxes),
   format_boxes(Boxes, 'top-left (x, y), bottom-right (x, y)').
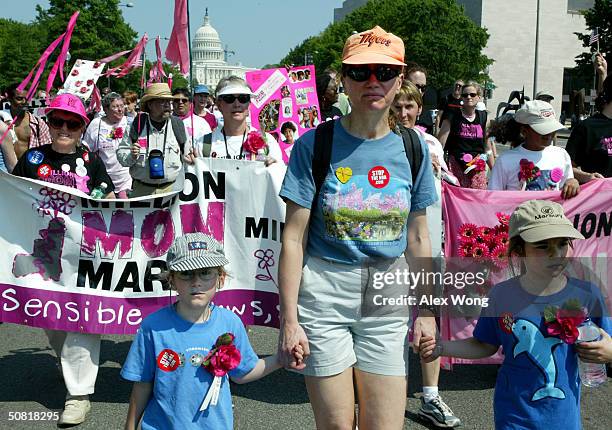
top-left (0, 323), bottom-right (610, 430)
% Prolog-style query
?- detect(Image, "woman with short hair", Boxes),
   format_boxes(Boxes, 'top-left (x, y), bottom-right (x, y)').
top-left (83, 92), bottom-right (132, 198)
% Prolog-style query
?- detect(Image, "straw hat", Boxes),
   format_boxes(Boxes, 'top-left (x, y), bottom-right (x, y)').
top-left (140, 83), bottom-right (175, 105)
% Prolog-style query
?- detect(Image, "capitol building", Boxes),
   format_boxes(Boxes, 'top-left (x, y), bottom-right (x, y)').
top-left (192, 10), bottom-right (256, 91)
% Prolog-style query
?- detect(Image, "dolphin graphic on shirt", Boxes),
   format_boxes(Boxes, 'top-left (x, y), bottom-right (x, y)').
top-left (512, 319), bottom-right (565, 401)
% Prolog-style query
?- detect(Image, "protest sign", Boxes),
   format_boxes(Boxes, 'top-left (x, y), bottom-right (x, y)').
top-left (441, 180), bottom-right (612, 367)
top-left (0, 158), bottom-right (285, 334)
top-left (61, 59), bottom-right (106, 100)
top-left (246, 66), bottom-right (320, 164)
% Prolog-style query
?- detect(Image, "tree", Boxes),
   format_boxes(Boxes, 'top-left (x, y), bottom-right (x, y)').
top-left (574, 0), bottom-right (611, 81)
top-left (0, 19), bottom-right (47, 90)
top-left (279, 0), bottom-right (492, 90)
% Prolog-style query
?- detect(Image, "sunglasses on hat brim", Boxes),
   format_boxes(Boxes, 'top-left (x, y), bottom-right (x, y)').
top-left (343, 65), bottom-right (401, 82)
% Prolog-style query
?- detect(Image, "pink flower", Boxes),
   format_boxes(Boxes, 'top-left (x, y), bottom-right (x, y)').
top-left (479, 226), bottom-right (495, 243)
top-left (457, 241), bottom-right (474, 257)
top-left (458, 223), bottom-right (478, 241)
top-left (71, 69), bottom-right (79, 76)
top-left (112, 127), bottom-right (124, 139)
top-left (474, 158), bottom-right (486, 171)
top-left (471, 243), bottom-right (490, 260)
top-left (545, 308), bottom-right (587, 344)
top-left (496, 212), bottom-right (510, 226)
top-left (203, 344), bottom-right (241, 377)
top-left (490, 244), bottom-right (509, 270)
top-left (80, 87), bottom-right (88, 93)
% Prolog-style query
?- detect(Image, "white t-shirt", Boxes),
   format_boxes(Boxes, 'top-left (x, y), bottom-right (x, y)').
top-left (208, 126), bottom-right (283, 162)
top-left (181, 114), bottom-right (212, 156)
top-left (488, 144), bottom-right (574, 191)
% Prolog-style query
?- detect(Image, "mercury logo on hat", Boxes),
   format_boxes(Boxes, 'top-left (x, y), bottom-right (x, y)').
top-left (508, 200), bottom-right (584, 243)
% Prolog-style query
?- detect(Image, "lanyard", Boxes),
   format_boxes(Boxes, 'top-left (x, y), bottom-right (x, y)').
top-left (145, 118), bottom-right (169, 157)
top-left (221, 127), bottom-right (247, 159)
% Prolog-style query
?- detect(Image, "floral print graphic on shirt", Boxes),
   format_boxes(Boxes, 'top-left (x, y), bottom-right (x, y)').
top-left (601, 136), bottom-right (612, 156)
top-left (321, 175), bottom-right (409, 243)
top-left (518, 159), bottom-right (564, 191)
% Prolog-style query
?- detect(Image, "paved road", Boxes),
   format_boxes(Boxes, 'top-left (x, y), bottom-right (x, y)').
top-left (0, 323), bottom-right (610, 429)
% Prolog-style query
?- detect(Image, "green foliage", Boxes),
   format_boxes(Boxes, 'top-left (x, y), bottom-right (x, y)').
top-left (279, 0), bottom-right (492, 89)
top-left (0, 19), bottom-right (47, 90)
top-left (574, 0), bottom-right (611, 77)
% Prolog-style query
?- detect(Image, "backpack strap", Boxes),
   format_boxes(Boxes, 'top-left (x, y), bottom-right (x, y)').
top-left (398, 124), bottom-right (424, 185)
top-left (201, 133), bottom-right (213, 157)
top-left (311, 119), bottom-right (335, 210)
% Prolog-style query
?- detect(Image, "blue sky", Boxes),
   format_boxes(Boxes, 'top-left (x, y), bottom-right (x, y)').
top-left (5, 0), bottom-right (345, 68)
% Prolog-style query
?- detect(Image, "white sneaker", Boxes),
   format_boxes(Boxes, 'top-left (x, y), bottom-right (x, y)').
top-left (58, 395), bottom-right (91, 426)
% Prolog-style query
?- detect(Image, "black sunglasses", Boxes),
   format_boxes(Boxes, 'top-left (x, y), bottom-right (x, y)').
top-left (47, 116), bottom-right (83, 131)
top-left (218, 94), bottom-right (251, 104)
top-left (415, 83), bottom-right (427, 93)
top-left (462, 92), bottom-right (478, 98)
top-left (173, 98), bottom-right (190, 104)
top-left (343, 65), bottom-right (401, 82)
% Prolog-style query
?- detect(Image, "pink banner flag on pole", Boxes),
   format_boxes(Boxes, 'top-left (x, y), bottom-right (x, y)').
top-left (46, 11), bottom-right (80, 98)
top-left (148, 37), bottom-right (168, 85)
top-left (105, 34), bottom-right (148, 78)
top-left (440, 180), bottom-right (612, 368)
top-left (165, 0), bottom-right (189, 75)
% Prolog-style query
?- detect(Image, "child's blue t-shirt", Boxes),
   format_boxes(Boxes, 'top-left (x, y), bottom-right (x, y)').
top-left (280, 120), bottom-right (438, 264)
top-left (473, 277), bottom-right (612, 430)
top-left (121, 304), bottom-right (259, 430)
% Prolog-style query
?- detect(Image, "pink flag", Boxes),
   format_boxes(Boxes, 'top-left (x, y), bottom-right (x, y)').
top-left (165, 0), bottom-right (189, 75)
top-left (87, 85), bottom-right (102, 113)
top-left (148, 37), bottom-right (168, 85)
top-left (105, 34), bottom-right (148, 78)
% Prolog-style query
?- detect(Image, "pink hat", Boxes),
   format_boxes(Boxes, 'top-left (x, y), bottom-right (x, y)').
top-left (46, 93), bottom-right (90, 125)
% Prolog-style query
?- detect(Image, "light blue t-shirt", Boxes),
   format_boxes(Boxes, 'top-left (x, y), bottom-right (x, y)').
top-left (280, 120), bottom-right (438, 263)
top-left (121, 304), bottom-right (259, 430)
top-left (474, 277), bottom-right (612, 430)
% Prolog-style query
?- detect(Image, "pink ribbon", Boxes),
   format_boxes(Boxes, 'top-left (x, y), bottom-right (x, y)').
top-left (147, 37), bottom-right (168, 85)
top-left (46, 11), bottom-right (80, 99)
top-left (87, 85), bottom-right (102, 113)
top-left (105, 34), bottom-right (148, 78)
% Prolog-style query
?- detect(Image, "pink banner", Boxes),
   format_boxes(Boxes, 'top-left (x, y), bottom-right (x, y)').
top-left (441, 179), bottom-right (612, 367)
top-left (165, 0), bottom-right (189, 75)
top-left (246, 66), bottom-right (320, 165)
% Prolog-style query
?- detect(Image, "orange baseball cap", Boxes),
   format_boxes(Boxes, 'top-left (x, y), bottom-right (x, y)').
top-left (342, 26), bottom-right (406, 66)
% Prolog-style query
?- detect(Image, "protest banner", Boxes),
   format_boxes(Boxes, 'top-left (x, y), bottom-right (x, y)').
top-left (0, 158), bottom-right (285, 335)
top-left (441, 180), bottom-right (612, 367)
top-left (246, 66), bottom-right (320, 164)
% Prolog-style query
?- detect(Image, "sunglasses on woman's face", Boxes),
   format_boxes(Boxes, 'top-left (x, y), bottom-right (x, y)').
top-left (47, 116), bottom-right (83, 131)
top-left (462, 92), bottom-right (478, 98)
top-left (218, 94), bottom-right (251, 104)
top-left (415, 83), bottom-right (427, 93)
top-left (344, 65), bottom-right (401, 82)
top-left (175, 268), bottom-right (219, 282)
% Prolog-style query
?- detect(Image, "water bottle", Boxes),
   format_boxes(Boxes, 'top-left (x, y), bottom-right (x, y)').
top-left (577, 318), bottom-right (607, 387)
top-left (90, 182), bottom-right (108, 199)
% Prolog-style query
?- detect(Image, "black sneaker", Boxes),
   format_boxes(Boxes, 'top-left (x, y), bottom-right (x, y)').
top-left (418, 395), bottom-right (461, 428)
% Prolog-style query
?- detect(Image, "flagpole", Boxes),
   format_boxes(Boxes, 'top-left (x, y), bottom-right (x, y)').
top-left (186, 0), bottom-right (195, 156)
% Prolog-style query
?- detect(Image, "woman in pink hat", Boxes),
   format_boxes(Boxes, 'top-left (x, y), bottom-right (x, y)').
top-left (12, 92), bottom-right (113, 426)
top-left (278, 26), bottom-right (438, 429)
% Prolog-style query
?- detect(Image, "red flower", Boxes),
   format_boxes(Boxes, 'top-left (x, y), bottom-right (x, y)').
top-left (490, 244), bottom-right (509, 270)
top-left (471, 243), bottom-right (489, 260)
top-left (112, 127), bottom-right (124, 139)
top-left (458, 223), bottom-right (478, 242)
top-left (87, 79), bottom-right (94, 86)
top-left (474, 158), bottom-right (486, 171)
top-left (457, 241), bottom-right (474, 258)
top-left (71, 69), bottom-right (79, 76)
top-left (479, 226), bottom-right (495, 243)
top-left (545, 308), bottom-right (587, 344)
top-left (242, 132), bottom-right (267, 154)
top-left (203, 344), bottom-right (241, 377)
top-left (93, 61), bottom-right (101, 68)
top-left (80, 87), bottom-right (88, 93)
top-left (75, 81), bottom-right (83, 87)
top-left (496, 212), bottom-right (510, 227)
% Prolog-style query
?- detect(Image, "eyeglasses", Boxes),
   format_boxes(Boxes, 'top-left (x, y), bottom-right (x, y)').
top-left (175, 268), bottom-right (219, 282)
top-left (343, 65), bottom-right (401, 82)
top-left (173, 98), bottom-right (190, 104)
top-left (415, 83), bottom-right (427, 93)
top-left (454, 83), bottom-right (464, 89)
top-left (218, 94), bottom-right (251, 104)
top-left (151, 99), bottom-right (172, 106)
top-left (462, 92), bottom-right (478, 98)
top-left (47, 116), bottom-right (83, 131)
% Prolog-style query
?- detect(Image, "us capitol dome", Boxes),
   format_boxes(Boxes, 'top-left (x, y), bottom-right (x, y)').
top-left (192, 9), bottom-right (255, 90)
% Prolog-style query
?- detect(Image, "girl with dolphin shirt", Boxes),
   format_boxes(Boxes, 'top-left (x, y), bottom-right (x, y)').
top-left (420, 200), bottom-right (612, 429)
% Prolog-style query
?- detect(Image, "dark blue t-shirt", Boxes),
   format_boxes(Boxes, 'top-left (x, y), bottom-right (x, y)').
top-left (280, 120), bottom-right (437, 263)
top-left (473, 277), bottom-right (612, 430)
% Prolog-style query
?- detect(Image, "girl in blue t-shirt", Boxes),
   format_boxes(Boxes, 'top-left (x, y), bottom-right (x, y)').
top-left (420, 200), bottom-right (612, 429)
top-left (122, 233), bottom-right (302, 430)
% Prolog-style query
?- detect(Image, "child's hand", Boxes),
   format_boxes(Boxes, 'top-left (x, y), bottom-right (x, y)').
top-left (292, 344), bottom-right (306, 366)
top-left (576, 328), bottom-right (612, 364)
top-left (561, 178), bottom-right (580, 199)
top-left (419, 335), bottom-right (442, 363)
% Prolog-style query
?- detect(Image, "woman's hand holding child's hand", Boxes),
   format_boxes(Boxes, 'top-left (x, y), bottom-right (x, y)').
top-left (419, 335), bottom-right (441, 363)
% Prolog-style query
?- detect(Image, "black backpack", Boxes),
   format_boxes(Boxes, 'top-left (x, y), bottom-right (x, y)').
top-left (311, 119), bottom-right (424, 208)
